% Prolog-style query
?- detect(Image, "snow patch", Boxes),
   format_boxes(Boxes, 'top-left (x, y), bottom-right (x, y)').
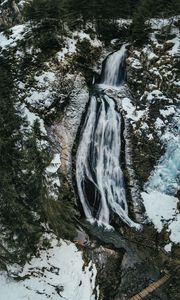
top-left (169, 215), bottom-right (180, 244)
top-left (142, 191), bottom-right (180, 244)
top-left (164, 243), bottom-right (172, 253)
top-left (131, 58), bottom-right (143, 69)
top-left (0, 238), bottom-right (99, 300)
top-left (0, 24), bottom-right (28, 50)
top-left (149, 17), bottom-right (179, 30)
top-left (167, 34), bottom-right (180, 56)
top-left (22, 104), bottom-right (47, 135)
top-left (121, 97), bottom-right (145, 121)
top-left (46, 153), bottom-right (61, 174)
top-left (155, 117), bottom-right (164, 129)
top-left (57, 30), bottom-right (102, 61)
top-left (160, 106), bottom-right (175, 117)
top-left (25, 71), bottom-right (56, 108)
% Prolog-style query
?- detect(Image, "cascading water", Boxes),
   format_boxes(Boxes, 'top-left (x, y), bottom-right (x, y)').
top-left (101, 44), bottom-right (127, 87)
top-left (76, 45), bottom-right (141, 230)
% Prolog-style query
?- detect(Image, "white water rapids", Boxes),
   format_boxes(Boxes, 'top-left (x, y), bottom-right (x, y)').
top-left (76, 45), bottom-right (141, 230)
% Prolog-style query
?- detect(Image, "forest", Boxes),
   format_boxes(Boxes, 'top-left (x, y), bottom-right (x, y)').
top-left (25, 0), bottom-right (180, 20)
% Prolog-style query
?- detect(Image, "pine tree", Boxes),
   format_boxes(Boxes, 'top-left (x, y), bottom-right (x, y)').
top-left (131, 0), bottom-right (152, 45)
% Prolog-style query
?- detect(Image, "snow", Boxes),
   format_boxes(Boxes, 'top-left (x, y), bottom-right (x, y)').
top-left (155, 117), bottom-right (164, 129)
top-left (18, 0), bottom-right (30, 9)
top-left (146, 90), bottom-right (167, 102)
top-left (147, 108), bottom-right (180, 196)
top-left (25, 71), bottom-right (56, 108)
top-left (160, 107), bottom-right (175, 117)
top-left (124, 17), bottom-right (180, 247)
top-left (0, 0), bottom-right (9, 6)
top-left (57, 30), bottom-right (102, 61)
top-left (57, 37), bottom-right (76, 60)
top-left (147, 51), bottom-right (158, 61)
top-left (0, 24), bottom-right (28, 49)
top-left (35, 72), bottom-right (55, 85)
top-left (149, 16), bottom-right (180, 56)
top-left (164, 243), bottom-right (172, 253)
top-left (142, 191), bottom-right (180, 243)
top-left (146, 143), bottom-right (180, 194)
top-left (141, 123), bottom-right (149, 130)
top-left (0, 238), bottom-right (99, 300)
top-left (167, 33), bottom-right (180, 56)
top-left (45, 154), bottom-right (61, 190)
top-left (46, 154), bottom-right (61, 173)
top-left (15, 49), bottom-right (24, 58)
top-left (116, 19), bottom-right (132, 27)
top-left (173, 80), bottom-right (180, 87)
top-left (149, 17), bottom-right (180, 30)
top-left (121, 97), bottom-right (145, 121)
top-left (22, 104), bottom-right (47, 134)
top-left (74, 30), bottom-right (102, 48)
top-left (147, 133), bottom-right (153, 140)
top-left (131, 58), bottom-right (143, 69)
top-left (169, 215), bottom-right (180, 244)
top-left (26, 90), bottom-right (53, 107)
top-left (142, 47), bottom-right (158, 61)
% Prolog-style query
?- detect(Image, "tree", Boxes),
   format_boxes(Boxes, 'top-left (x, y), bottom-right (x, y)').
top-left (0, 55), bottom-right (76, 261)
top-left (130, 0), bottom-right (152, 45)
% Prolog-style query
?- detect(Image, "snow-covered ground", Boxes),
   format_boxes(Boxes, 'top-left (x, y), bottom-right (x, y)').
top-left (24, 71), bottom-right (57, 109)
top-left (0, 24), bottom-right (30, 49)
top-left (0, 236), bottom-right (99, 300)
top-left (142, 191), bottom-right (180, 245)
top-left (121, 96), bottom-right (145, 123)
top-left (56, 29), bottom-right (102, 61)
top-left (20, 103), bottom-right (47, 134)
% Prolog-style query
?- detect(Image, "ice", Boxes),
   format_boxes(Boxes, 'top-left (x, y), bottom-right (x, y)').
top-left (147, 109), bottom-right (180, 196)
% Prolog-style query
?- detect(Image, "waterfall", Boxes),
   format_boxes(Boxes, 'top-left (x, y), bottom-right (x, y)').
top-left (76, 45), bottom-right (141, 230)
top-left (101, 44), bottom-right (127, 87)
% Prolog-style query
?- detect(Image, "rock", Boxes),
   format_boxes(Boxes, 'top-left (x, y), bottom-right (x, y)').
top-left (53, 74), bottom-right (89, 177)
top-left (164, 41), bottom-right (175, 51)
top-left (0, 0), bottom-right (22, 27)
top-left (89, 244), bottom-right (124, 300)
